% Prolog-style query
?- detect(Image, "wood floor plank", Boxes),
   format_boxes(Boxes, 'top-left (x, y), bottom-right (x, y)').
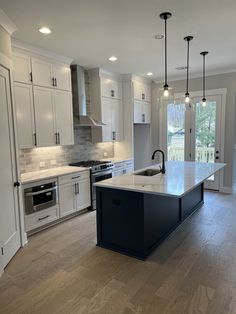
top-left (1, 191), bottom-right (236, 314)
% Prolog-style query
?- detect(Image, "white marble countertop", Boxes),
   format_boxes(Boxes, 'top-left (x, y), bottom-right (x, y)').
top-left (101, 157), bottom-right (133, 164)
top-left (94, 161), bottom-right (226, 197)
top-left (21, 166), bottom-right (89, 185)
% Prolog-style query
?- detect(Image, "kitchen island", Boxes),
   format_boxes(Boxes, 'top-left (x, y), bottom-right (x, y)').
top-left (95, 161), bottom-right (225, 260)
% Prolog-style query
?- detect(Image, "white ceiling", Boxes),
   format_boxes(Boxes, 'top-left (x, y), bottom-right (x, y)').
top-left (1, 0), bottom-right (236, 80)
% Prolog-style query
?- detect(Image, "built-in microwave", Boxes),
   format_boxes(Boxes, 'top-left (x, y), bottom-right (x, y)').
top-left (24, 179), bottom-right (58, 215)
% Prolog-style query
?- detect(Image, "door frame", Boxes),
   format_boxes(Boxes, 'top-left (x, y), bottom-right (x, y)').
top-left (159, 88), bottom-right (226, 192)
top-left (0, 52), bottom-right (27, 257)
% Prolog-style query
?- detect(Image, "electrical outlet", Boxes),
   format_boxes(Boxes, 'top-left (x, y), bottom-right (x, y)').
top-left (39, 161), bottom-right (45, 168)
top-left (103, 152), bottom-right (108, 157)
top-left (50, 160), bottom-right (57, 165)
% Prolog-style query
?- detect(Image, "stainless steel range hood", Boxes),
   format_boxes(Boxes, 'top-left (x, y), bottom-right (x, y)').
top-left (71, 65), bottom-right (104, 127)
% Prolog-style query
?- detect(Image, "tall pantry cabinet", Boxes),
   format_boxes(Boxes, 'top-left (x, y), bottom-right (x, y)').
top-left (12, 49), bottom-right (74, 148)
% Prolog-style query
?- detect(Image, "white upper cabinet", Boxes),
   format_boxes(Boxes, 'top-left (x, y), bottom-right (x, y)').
top-left (12, 49), bottom-right (74, 147)
top-left (133, 80), bottom-right (151, 102)
top-left (14, 83), bottom-right (35, 148)
top-left (54, 90), bottom-right (74, 145)
top-left (89, 69), bottom-right (123, 142)
top-left (101, 74), bottom-right (122, 99)
top-left (33, 86), bottom-right (56, 147)
top-left (133, 79), bottom-right (151, 124)
top-left (133, 100), bottom-right (151, 124)
top-left (31, 57), bottom-right (54, 88)
top-left (12, 52), bottom-right (32, 84)
top-left (53, 63), bottom-right (71, 91)
top-left (111, 98), bottom-right (123, 141)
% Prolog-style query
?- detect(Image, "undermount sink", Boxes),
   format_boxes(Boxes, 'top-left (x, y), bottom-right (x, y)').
top-left (135, 168), bottom-right (162, 176)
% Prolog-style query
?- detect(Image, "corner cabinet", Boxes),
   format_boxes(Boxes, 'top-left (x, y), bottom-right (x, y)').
top-left (12, 49), bottom-right (74, 148)
top-left (88, 68), bottom-right (123, 142)
top-left (133, 80), bottom-right (151, 124)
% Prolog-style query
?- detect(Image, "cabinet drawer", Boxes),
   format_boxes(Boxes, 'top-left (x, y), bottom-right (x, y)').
top-left (25, 205), bottom-right (59, 232)
top-left (59, 171), bottom-right (90, 185)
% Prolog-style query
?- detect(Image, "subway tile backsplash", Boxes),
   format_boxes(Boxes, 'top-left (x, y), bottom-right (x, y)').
top-left (19, 127), bottom-right (114, 173)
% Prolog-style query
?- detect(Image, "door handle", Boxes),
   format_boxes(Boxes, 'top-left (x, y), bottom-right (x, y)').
top-left (33, 133), bottom-right (37, 146)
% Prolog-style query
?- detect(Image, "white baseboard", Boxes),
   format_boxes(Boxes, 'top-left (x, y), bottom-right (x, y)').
top-left (220, 186), bottom-right (235, 194)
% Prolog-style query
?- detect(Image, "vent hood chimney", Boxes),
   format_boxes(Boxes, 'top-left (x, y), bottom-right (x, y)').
top-left (71, 65), bottom-right (104, 127)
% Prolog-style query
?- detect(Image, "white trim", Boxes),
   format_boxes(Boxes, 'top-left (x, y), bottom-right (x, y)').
top-left (174, 88), bottom-right (227, 99)
top-left (154, 69), bottom-right (236, 84)
top-left (12, 39), bottom-right (73, 65)
top-left (0, 8), bottom-right (17, 35)
top-left (220, 186), bottom-right (234, 194)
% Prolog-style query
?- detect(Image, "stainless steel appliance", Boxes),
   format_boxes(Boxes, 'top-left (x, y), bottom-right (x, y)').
top-left (69, 160), bottom-right (114, 209)
top-left (24, 179), bottom-right (58, 215)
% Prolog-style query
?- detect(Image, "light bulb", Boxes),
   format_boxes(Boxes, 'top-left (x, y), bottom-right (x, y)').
top-left (202, 98), bottom-right (207, 107)
top-left (185, 94), bottom-right (190, 103)
top-left (163, 89), bottom-right (169, 97)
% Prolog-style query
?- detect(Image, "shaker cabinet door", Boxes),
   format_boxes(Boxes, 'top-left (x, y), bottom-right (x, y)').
top-left (34, 86), bottom-right (56, 147)
top-left (31, 57), bottom-right (54, 88)
top-left (54, 90), bottom-right (74, 145)
top-left (12, 53), bottom-right (32, 84)
top-left (53, 64), bottom-right (71, 91)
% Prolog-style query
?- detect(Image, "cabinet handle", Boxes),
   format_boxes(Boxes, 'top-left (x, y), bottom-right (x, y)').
top-left (14, 181), bottom-right (20, 187)
top-left (30, 72), bottom-right (33, 82)
top-left (72, 175), bottom-right (80, 180)
top-left (112, 131), bottom-right (116, 141)
top-left (38, 215), bottom-right (50, 221)
top-left (77, 183), bottom-right (79, 194)
top-left (55, 78), bottom-right (57, 87)
top-left (33, 133), bottom-right (37, 146)
top-left (58, 132), bottom-right (60, 144)
top-left (74, 183), bottom-right (77, 194)
top-left (52, 78), bottom-right (55, 87)
top-left (55, 133), bottom-right (58, 144)
top-left (142, 114), bottom-right (145, 123)
top-left (111, 90), bottom-right (115, 97)
top-left (142, 93), bottom-right (145, 100)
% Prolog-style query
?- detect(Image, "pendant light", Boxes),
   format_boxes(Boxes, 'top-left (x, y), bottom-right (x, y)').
top-left (200, 51), bottom-right (209, 107)
top-left (160, 12), bottom-right (172, 97)
top-left (184, 36), bottom-right (194, 103)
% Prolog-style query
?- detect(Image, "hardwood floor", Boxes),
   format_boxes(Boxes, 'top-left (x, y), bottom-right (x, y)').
top-left (1, 191), bottom-right (236, 314)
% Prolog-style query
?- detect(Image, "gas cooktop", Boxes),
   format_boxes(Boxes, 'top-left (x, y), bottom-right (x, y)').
top-left (69, 160), bottom-right (114, 173)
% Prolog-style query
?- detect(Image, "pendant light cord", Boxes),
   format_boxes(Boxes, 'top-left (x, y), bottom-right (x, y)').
top-left (186, 40), bottom-right (189, 94)
top-left (203, 54), bottom-right (205, 99)
top-left (164, 18), bottom-right (167, 86)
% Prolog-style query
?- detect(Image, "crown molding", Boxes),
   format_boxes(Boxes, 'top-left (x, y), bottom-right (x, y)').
top-left (153, 68), bottom-right (236, 84)
top-left (12, 38), bottom-right (74, 64)
top-left (0, 8), bottom-right (17, 35)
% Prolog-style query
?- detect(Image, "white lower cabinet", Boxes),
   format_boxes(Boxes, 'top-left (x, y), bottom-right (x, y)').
top-left (25, 206), bottom-right (59, 232)
top-left (59, 182), bottom-right (77, 217)
top-left (59, 171), bottom-right (91, 217)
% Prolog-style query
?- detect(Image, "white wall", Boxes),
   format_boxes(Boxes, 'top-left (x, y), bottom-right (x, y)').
top-left (153, 72), bottom-right (236, 190)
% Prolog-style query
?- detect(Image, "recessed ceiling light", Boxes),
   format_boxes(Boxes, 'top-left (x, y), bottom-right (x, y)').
top-left (154, 34), bottom-right (164, 40)
top-left (109, 56), bottom-right (117, 62)
top-left (39, 27), bottom-right (51, 34)
top-left (147, 72), bottom-right (153, 76)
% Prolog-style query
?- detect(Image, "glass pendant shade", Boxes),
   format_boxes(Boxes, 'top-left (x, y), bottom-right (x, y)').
top-left (184, 36), bottom-right (194, 104)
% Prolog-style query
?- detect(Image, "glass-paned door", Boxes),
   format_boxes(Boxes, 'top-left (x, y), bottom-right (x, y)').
top-left (164, 94), bottom-right (224, 191)
top-left (167, 101), bottom-right (186, 161)
top-left (191, 95), bottom-right (222, 190)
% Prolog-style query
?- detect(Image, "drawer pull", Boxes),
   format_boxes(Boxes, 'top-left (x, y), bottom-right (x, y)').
top-left (72, 175), bottom-right (80, 180)
top-left (38, 215), bottom-right (50, 221)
